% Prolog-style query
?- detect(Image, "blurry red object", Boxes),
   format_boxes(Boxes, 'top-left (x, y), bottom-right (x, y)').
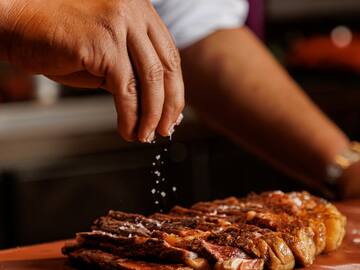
top-left (287, 34), bottom-right (360, 73)
top-left (0, 64), bottom-right (34, 103)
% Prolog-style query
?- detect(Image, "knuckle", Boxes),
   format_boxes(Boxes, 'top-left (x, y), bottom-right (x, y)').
top-left (145, 62), bottom-right (164, 82)
top-left (164, 46), bottom-right (181, 73)
top-left (125, 76), bottom-right (138, 96)
top-left (96, 18), bottom-right (118, 44)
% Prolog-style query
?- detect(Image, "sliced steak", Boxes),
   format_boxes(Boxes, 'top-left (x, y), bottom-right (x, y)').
top-left (67, 248), bottom-right (193, 270)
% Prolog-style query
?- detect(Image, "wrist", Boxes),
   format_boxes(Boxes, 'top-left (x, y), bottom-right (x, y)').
top-left (325, 141), bottom-right (360, 193)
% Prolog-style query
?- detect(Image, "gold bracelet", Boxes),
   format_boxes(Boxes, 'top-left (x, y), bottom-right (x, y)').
top-left (326, 141), bottom-right (360, 185)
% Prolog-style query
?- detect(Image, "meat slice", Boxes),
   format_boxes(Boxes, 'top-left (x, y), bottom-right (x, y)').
top-left (285, 192), bottom-right (346, 252)
top-left (67, 248), bottom-right (193, 270)
top-left (167, 207), bottom-right (295, 270)
top-left (244, 191), bottom-right (346, 253)
top-left (191, 199), bottom-right (316, 266)
top-left (94, 214), bottom-right (264, 270)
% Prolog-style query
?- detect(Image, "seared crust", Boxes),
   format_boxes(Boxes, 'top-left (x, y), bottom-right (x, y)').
top-left (63, 191), bottom-right (346, 270)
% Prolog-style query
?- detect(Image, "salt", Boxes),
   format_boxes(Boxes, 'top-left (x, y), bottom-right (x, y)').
top-left (151, 189), bottom-right (156, 194)
top-left (152, 162), bottom-right (156, 166)
top-left (156, 180), bottom-right (159, 184)
top-left (155, 201), bottom-right (159, 205)
top-left (161, 192), bottom-right (166, 197)
top-left (353, 238), bottom-right (360, 244)
top-left (172, 186), bottom-right (177, 192)
top-left (154, 171), bottom-right (161, 177)
top-left (156, 155), bottom-right (161, 160)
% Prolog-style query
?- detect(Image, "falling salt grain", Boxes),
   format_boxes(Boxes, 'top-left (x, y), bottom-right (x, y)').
top-left (151, 189), bottom-right (156, 194)
top-left (155, 201), bottom-right (159, 205)
top-left (161, 192), bottom-right (166, 197)
top-left (161, 161), bottom-right (164, 164)
top-left (156, 155), bottom-right (161, 160)
top-left (152, 162), bottom-right (156, 166)
top-left (353, 238), bottom-right (360, 244)
top-left (164, 148), bottom-right (168, 152)
top-left (162, 178), bottom-right (165, 182)
top-left (154, 170), bottom-right (161, 177)
top-left (128, 233), bottom-right (132, 238)
top-left (172, 186), bottom-right (177, 192)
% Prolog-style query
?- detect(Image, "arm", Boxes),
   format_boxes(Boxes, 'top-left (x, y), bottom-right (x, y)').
top-left (0, 0), bottom-right (184, 142)
top-left (180, 27), bottom-right (352, 196)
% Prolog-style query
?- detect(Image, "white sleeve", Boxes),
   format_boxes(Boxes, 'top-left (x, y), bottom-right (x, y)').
top-left (152, 0), bottom-right (249, 49)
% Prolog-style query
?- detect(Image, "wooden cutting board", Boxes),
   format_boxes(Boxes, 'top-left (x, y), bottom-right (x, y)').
top-left (0, 201), bottom-right (359, 270)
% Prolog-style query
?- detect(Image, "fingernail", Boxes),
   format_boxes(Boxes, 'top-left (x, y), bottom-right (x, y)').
top-left (168, 123), bottom-right (176, 137)
top-left (145, 131), bottom-right (156, 144)
top-left (176, 113), bottom-right (184, 126)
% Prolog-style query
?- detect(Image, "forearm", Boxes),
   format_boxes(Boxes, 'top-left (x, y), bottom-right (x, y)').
top-left (181, 27), bottom-right (349, 186)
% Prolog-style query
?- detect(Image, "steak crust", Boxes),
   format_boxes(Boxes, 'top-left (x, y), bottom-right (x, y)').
top-left (63, 191), bottom-right (345, 270)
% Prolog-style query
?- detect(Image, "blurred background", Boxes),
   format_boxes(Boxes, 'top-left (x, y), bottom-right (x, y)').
top-left (1, 0), bottom-right (360, 249)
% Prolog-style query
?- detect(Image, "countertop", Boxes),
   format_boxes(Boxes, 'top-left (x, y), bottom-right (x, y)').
top-left (0, 200), bottom-right (359, 270)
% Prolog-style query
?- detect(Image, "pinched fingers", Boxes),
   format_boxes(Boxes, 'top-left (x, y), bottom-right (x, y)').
top-left (105, 54), bottom-right (139, 142)
top-left (147, 23), bottom-right (185, 137)
top-left (127, 31), bottom-right (165, 143)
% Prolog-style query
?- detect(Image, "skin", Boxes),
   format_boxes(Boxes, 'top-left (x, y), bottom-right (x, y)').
top-left (0, 0), bottom-right (185, 143)
top-left (0, 2), bottom-right (358, 197)
top-left (180, 28), bottom-right (359, 198)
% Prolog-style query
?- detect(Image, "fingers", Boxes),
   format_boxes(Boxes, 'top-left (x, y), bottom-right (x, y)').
top-left (105, 55), bottom-right (139, 142)
top-left (148, 22), bottom-right (185, 137)
top-left (48, 71), bottom-right (105, 89)
top-left (128, 32), bottom-right (165, 143)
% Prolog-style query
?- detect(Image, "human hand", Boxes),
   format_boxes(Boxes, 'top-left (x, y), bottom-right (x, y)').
top-left (1, 0), bottom-right (184, 142)
top-left (338, 161), bottom-right (360, 199)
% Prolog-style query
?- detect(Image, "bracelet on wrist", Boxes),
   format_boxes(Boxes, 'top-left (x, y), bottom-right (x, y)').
top-left (326, 141), bottom-right (360, 186)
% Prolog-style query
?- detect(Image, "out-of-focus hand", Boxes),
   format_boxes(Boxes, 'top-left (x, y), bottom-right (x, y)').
top-left (0, 0), bottom-right (184, 142)
top-left (338, 161), bottom-right (360, 199)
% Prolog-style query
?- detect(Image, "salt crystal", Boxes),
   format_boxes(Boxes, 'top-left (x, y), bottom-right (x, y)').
top-left (162, 178), bottom-right (165, 182)
top-left (152, 162), bottom-right (156, 166)
top-left (161, 161), bottom-right (164, 164)
top-left (353, 238), bottom-right (360, 244)
top-left (164, 148), bottom-right (168, 152)
top-left (155, 201), bottom-right (159, 205)
top-left (172, 186), bottom-right (177, 192)
top-left (161, 192), bottom-right (166, 197)
top-left (154, 171), bottom-right (161, 177)
top-left (151, 189), bottom-right (156, 194)
top-left (128, 233), bottom-right (132, 238)
top-left (156, 155), bottom-right (161, 160)
top-left (156, 180), bottom-right (159, 184)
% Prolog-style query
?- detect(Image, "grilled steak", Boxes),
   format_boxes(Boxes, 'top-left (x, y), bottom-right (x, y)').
top-left (67, 248), bottom-right (193, 270)
top-left (63, 191), bottom-right (346, 270)
top-left (191, 198), bottom-right (316, 266)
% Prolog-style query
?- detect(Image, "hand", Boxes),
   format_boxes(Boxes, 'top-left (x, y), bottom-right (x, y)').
top-left (338, 161), bottom-right (360, 199)
top-left (1, 0), bottom-right (184, 142)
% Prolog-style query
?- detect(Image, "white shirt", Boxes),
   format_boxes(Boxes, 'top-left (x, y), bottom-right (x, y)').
top-left (151, 0), bottom-right (249, 49)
